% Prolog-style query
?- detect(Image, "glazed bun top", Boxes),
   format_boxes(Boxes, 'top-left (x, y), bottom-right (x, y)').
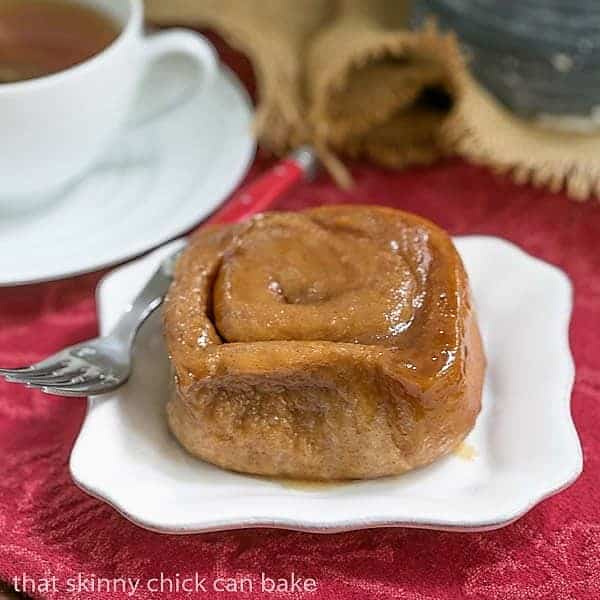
top-left (165, 204), bottom-right (470, 386)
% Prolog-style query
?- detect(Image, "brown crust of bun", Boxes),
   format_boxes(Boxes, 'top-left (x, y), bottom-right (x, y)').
top-left (163, 205), bottom-right (485, 480)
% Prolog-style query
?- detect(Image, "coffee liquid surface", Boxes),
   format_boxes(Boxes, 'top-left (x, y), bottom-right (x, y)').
top-left (0, 0), bottom-right (120, 83)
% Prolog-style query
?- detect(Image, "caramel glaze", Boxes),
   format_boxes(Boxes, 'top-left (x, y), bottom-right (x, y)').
top-left (164, 205), bottom-right (486, 480)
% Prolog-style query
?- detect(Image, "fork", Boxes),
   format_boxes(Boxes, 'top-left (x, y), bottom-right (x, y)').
top-left (0, 146), bottom-right (318, 396)
top-left (0, 249), bottom-right (181, 396)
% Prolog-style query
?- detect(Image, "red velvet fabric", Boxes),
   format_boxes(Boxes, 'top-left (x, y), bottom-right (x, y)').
top-left (1, 42), bottom-right (600, 600)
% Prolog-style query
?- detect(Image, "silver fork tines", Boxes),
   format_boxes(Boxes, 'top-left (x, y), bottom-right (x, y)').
top-left (0, 247), bottom-right (181, 397)
top-left (0, 363), bottom-right (65, 377)
top-left (4, 364), bottom-right (79, 384)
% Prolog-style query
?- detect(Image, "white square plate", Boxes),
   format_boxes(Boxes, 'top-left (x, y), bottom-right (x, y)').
top-left (70, 236), bottom-right (582, 533)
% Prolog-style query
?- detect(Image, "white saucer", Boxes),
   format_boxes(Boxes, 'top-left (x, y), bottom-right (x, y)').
top-left (0, 62), bottom-right (254, 286)
top-left (69, 236), bottom-right (582, 534)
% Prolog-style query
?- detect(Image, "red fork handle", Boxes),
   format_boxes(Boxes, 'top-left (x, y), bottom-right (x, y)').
top-left (206, 146), bottom-right (318, 225)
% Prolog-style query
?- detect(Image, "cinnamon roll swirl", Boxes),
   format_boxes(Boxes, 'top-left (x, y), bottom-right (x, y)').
top-left (164, 205), bottom-right (485, 480)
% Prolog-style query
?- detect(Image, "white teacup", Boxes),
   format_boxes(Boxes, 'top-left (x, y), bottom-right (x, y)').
top-left (0, 0), bottom-right (217, 208)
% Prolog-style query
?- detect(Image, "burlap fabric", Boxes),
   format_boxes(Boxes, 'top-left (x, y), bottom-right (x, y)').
top-left (145, 0), bottom-right (600, 201)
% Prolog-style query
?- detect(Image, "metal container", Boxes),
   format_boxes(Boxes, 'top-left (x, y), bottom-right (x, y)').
top-left (412, 0), bottom-right (600, 119)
